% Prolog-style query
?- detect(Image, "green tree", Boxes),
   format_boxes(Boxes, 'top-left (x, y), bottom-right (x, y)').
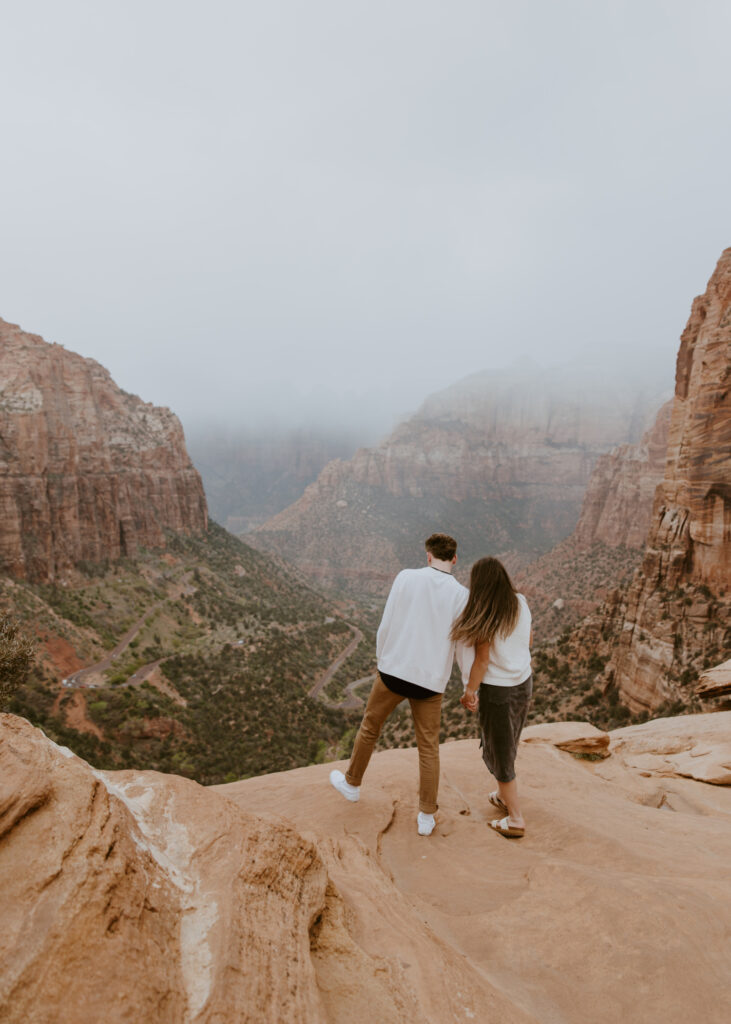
top-left (0, 613), bottom-right (35, 710)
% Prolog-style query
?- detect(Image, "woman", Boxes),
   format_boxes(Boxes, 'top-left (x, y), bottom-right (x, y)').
top-left (452, 557), bottom-right (532, 838)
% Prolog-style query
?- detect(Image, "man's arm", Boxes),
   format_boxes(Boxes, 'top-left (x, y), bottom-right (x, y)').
top-left (376, 572), bottom-right (404, 661)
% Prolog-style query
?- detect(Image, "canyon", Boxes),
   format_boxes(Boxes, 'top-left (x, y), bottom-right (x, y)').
top-left (2, 267), bottom-right (730, 1022)
top-left (250, 362), bottom-right (669, 596)
top-left (0, 318), bottom-right (208, 582)
top-left (2, 242), bottom-right (730, 771)
top-left (187, 425), bottom-right (365, 534)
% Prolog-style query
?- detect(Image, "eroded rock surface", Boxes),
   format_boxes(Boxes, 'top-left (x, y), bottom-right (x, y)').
top-left (522, 720), bottom-right (611, 757)
top-left (2, 711), bottom-right (731, 1023)
top-left (610, 712), bottom-right (731, 785)
top-left (0, 318), bottom-right (207, 581)
top-left (0, 714), bottom-right (528, 1024)
top-left (697, 658), bottom-right (731, 700)
top-left (572, 400), bottom-right (672, 550)
top-left (606, 249), bottom-right (731, 710)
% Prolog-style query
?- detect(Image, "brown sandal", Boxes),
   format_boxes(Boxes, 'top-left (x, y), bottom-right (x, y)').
top-left (488, 790), bottom-right (509, 815)
top-left (489, 816), bottom-right (525, 839)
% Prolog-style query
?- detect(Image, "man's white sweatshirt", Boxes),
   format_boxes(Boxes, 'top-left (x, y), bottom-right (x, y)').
top-left (376, 566), bottom-right (471, 693)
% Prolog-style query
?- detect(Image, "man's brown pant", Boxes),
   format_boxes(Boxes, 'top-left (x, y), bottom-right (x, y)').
top-left (345, 674), bottom-right (442, 814)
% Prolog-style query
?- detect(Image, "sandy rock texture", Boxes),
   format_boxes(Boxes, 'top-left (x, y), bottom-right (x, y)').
top-left (698, 658), bottom-right (731, 700)
top-left (606, 249), bottom-right (731, 710)
top-left (3, 710), bottom-right (730, 1024)
top-left (610, 713), bottom-right (731, 785)
top-left (521, 720), bottom-right (611, 757)
top-left (250, 364), bottom-right (667, 595)
top-left (0, 318), bottom-right (207, 581)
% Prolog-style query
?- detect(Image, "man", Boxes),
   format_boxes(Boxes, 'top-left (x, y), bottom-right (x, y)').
top-left (329, 533), bottom-right (469, 836)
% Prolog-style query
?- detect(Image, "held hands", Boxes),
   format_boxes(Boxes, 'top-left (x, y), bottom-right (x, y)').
top-left (460, 688), bottom-right (478, 713)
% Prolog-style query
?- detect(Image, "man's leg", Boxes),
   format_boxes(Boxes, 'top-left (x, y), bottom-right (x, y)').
top-left (409, 691), bottom-right (443, 815)
top-left (345, 675), bottom-right (403, 787)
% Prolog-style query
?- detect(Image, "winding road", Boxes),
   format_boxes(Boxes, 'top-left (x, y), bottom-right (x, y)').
top-left (333, 672), bottom-right (376, 710)
top-left (62, 598), bottom-right (372, 712)
top-left (308, 624), bottom-right (363, 699)
top-left (65, 603), bottom-right (165, 688)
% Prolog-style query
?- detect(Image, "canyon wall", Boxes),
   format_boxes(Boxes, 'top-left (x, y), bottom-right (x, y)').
top-left (572, 400), bottom-right (672, 550)
top-left (605, 250), bottom-right (731, 711)
top-left (0, 319), bottom-right (208, 581)
top-left (509, 399), bottom-right (672, 643)
top-left (251, 364), bottom-right (667, 594)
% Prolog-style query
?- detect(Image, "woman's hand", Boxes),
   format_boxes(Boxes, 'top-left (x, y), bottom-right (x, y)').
top-left (461, 640), bottom-right (489, 713)
top-left (461, 688), bottom-right (479, 712)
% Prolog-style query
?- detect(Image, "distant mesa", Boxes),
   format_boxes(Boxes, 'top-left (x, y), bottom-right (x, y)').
top-left (250, 360), bottom-right (669, 595)
top-left (0, 318), bottom-right (208, 582)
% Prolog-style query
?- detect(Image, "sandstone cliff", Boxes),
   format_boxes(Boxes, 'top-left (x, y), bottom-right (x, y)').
top-left (251, 364), bottom-right (667, 595)
top-left (2, 711), bottom-right (730, 1023)
top-left (510, 401), bottom-right (671, 642)
top-left (606, 250), bottom-right (731, 711)
top-left (0, 319), bottom-right (208, 581)
top-left (572, 399), bottom-right (672, 550)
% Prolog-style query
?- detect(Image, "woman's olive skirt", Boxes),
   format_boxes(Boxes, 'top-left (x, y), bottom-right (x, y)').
top-left (478, 675), bottom-right (533, 783)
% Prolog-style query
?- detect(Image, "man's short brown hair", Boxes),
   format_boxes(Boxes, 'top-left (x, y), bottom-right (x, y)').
top-left (425, 533), bottom-right (457, 561)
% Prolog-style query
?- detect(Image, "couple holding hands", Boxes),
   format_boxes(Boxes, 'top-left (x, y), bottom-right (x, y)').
top-left (330, 533), bottom-right (533, 838)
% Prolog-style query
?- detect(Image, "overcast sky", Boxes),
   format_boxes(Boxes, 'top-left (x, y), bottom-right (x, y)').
top-left (1, 1), bottom-right (729, 437)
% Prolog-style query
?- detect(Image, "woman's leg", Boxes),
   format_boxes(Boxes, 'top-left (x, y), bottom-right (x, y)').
top-left (480, 677), bottom-right (532, 829)
top-left (497, 778), bottom-right (524, 828)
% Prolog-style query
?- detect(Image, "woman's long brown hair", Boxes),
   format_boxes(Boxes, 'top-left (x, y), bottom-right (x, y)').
top-left (450, 557), bottom-right (519, 647)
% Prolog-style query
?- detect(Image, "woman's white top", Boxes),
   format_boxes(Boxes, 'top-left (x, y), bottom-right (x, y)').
top-left (481, 592), bottom-right (532, 687)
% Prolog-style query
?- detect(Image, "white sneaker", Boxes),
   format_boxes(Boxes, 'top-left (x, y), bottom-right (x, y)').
top-left (417, 812), bottom-right (436, 836)
top-left (329, 769), bottom-right (360, 802)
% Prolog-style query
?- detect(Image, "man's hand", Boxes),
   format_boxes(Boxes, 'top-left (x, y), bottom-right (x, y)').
top-left (460, 688), bottom-right (478, 713)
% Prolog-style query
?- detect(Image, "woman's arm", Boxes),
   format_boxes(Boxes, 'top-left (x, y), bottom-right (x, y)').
top-left (461, 641), bottom-right (490, 710)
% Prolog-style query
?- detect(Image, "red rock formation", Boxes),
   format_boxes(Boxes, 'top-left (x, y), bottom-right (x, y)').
top-left (573, 400), bottom-right (672, 550)
top-left (3, 710), bottom-right (730, 1023)
top-left (0, 318), bottom-right (207, 581)
top-left (608, 249), bottom-right (731, 710)
top-left (252, 364), bottom-right (667, 594)
top-left (512, 403), bottom-right (671, 642)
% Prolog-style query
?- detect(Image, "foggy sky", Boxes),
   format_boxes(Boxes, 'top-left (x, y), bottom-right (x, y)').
top-left (1, 1), bottom-right (729, 437)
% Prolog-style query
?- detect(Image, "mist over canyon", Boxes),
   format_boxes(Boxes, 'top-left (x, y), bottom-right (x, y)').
top-left (248, 359), bottom-right (669, 594)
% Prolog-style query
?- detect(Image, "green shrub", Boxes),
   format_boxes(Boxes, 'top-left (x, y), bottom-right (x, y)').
top-left (0, 614), bottom-right (35, 711)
